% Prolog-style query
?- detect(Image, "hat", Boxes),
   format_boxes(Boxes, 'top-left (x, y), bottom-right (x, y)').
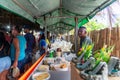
top-left (23, 25), bottom-right (30, 29)
top-left (79, 26), bottom-right (86, 29)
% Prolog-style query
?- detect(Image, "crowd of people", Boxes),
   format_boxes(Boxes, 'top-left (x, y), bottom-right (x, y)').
top-left (0, 25), bottom-right (52, 80)
top-left (0, 24), bottom-right (91, 80)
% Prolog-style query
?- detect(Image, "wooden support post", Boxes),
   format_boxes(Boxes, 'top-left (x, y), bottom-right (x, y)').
top-left (74, 17), bottom-right (78, 53)
top-left (67, 31), bottom-right (70, 42)
top-left (44, 16), bottom-right (47, 40)
top-left (44, 16), bottom-right (47, 51)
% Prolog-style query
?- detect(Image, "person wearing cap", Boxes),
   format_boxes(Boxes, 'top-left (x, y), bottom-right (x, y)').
top-left (23, 25), bottom-right (35, 69)
top-left (78, 26), bottom-right (92, 50)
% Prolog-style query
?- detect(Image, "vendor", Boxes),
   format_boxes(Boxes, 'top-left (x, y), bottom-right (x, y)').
top-left (78, 26), bottom-right (92, 50)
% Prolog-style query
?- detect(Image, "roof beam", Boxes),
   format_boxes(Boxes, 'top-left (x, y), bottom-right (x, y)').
top-left (35, 8), bottom-right (86, 19)
top-left (61, 21), bottom-right (74, 27)
top-left (37, 15), bottom-right (84, 19)
top-left (46, 21), bottom-right (74, 27)
top-left (12, 0), bottom-right (34, 17)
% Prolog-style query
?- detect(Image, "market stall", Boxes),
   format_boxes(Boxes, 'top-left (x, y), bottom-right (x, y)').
top-left (18, 53), bottom-right (46, 80)
top-left (1, 0), bottom-right (119, 80)
top-left (19, 54), bottom-right (72, 80)
top-left (19, 40), bottom-right (120, 80)
top-left (19, 40), bottom-right (73, 80)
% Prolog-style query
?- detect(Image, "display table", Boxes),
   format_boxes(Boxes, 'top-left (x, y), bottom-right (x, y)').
top-left (19, 53), bottom-right (120, 80)
top-left (71, 62), bottom-right (84, 80)
top-left (19, 54), bottom-right (71, 80)
top-left (71, 62), bottom-right (120, 80)
top-left (18, 53), bottom-right (46, 80)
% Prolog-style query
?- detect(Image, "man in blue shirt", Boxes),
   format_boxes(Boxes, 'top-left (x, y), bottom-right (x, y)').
top-left (24, 25), bottom-right (35, 67)
top-left (38, 32), bottom-right (46, 55)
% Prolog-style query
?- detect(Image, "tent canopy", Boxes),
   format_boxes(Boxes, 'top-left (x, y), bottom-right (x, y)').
top-left (0, 0), bottom-right (116, 33)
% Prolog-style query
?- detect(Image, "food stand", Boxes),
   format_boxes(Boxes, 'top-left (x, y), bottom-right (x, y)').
top-left (0, 0), bottom-right (120, 80)
top-left (19, 53), bottom-right (71, 80)
top-left (18, 53), bottom-right (46, 80)
top-left (18, 42), bottom-right (120, 80)
top-left (19, 53), bottom-right (120, 80)
top-left (19, 52), bottom-right (84, 80)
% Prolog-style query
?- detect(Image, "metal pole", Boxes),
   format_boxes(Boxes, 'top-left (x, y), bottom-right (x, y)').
top-left (74, 17), bottom-right (78, 53)
top-left (44, 16), bottom-right (47, 51)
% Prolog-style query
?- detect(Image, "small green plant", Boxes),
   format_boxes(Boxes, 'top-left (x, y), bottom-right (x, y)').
top-left (94, 44), bottom-right (114, 63)
top-left (77, 43), bottom-right (94, 60)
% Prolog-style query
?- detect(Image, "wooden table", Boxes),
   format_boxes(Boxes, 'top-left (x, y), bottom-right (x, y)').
top-left (71, 62), bottom-right (84, 80)
top-left (71, 62), bottom-right (120, 80)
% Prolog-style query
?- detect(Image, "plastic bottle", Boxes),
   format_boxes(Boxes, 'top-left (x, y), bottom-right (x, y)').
top-left (50, 50), bottom-right (54, 58)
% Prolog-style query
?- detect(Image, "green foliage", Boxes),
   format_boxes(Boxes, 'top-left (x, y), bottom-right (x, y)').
top-left (84, 19), bottom-right (107, 32)
top-left (115, 18), bottom-right (120, 27)
top-left (92, 45), bottom-right (114, 69)
top-left (93, 45), bottom-right (114, 63)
